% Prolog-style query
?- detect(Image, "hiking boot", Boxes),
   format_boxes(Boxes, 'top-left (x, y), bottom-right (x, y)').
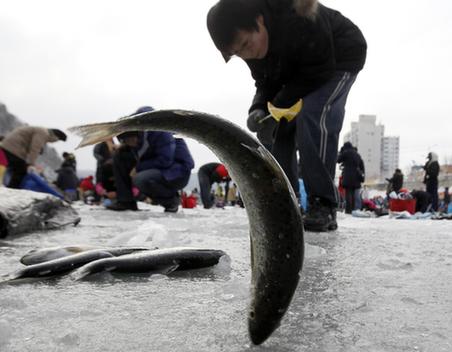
top-left (303, 198), bottom-right (337, 232)
top-left (106, 201), bottom-right (138, 211)
top-left (328, 209), bottom-right (338, 231)
top-left (164, 205), bottom-right (179, 213)
top-left (162, 195), bottom-right (180, 213)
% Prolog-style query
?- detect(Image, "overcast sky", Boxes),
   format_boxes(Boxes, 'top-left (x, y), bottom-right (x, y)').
top-left (1, 0), bottom-right (451, 172)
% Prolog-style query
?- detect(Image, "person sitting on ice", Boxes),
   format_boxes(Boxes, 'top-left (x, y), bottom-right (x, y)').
top-left (78, 175), bottom-right (96, 204)
top-left (55, 156), bottom-right (79, 201)
top-left (411, 189), bottom-right (432, 213)
top-left (93, 138), bottom-right (117, 195)
top-left (0, 126), bottom-right (67, 189)
top-left (107, 106), bottom-right (194, 213)
top-left (197, 162), bottom-right (230, 209)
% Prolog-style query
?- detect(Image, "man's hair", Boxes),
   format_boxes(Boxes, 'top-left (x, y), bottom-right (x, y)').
top-left (207, 0), bottom-right (262, 60)
top-left (50, 129), bottom-right (67, 141)
top-left (117, 131), bottom-right (140, 142)
top-left (293, 0), bottom-right (319, 20)
top-left (134, 106), bottom-right (154, 115)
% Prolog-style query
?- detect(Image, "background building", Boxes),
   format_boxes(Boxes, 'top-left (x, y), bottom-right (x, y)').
top-left (381, 136), bottom-right (400, 180)
top-left (343, 114), bottom-right (399, 183)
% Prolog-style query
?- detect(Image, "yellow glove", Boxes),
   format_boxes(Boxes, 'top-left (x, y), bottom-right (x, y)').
top-left (267, 99), bottom-right (302, 122)
top-left (0, 165), bottom-right (6, 186)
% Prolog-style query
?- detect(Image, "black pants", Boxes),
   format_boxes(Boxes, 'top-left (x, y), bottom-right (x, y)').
top-left (1, 148), bottom-right (27, 189)
top-left (198, 168), bottom-right (215, 209)
top-left (272, 72), bottom-right (357, 207)
top-left (112, 146), bottom-right (184, 207)
top-left (112, 146), bottom-right (138, 203)
top-left (345, 188), bottom-right (356, 214)
top-left (426, 179), bottom-right (438, 211)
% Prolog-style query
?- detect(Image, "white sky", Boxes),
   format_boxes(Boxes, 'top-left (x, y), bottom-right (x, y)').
top-left (1, 0), bottom-right (451, 172)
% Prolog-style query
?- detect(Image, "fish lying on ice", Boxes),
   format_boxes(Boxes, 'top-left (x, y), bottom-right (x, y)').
top-left (69, 109), bottom-right (304, 345)
top-left (4, 249), bottom-right (116, 281)
top-left (20, 245), bottom-right (153, 265)
top-left (71, 247), bottom-right (227, 280)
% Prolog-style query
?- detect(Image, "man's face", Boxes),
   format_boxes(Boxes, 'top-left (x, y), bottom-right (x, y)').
top-left (228, 15), bottom-right (268, 60)
top-left (123, 136), bottom-right (139, 148)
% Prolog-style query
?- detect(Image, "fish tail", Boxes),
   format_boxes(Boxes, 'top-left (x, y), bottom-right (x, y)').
top-left (68, 121), bottom-right (122, 148)
top-left (71, 266), bottom-right (91, 281)
top-left (0, 272), bottom-right (21, 285)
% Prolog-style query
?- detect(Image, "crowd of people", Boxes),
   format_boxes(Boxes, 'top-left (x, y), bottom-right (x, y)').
top-left (0, 107), bottom-right (244, 213)
top-left (0, 123), bottom-right (450, 220)
top-left (335, 144), bottom-right (449, 216)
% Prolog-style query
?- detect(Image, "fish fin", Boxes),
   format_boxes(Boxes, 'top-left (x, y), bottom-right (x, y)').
top-left (155, 264), bottom-right (179, 275)
top-left (68, 121), bottom-right (122, 148)
top-left (104, 265), bottom-right (117, 272)
top-left (71, 263), bottom-right (117, 281)
top-left (240, 143), bottom-right (273, 162)
top-left (70, 268), bottom-right (88, 281)
top-left (241, 143), bottom-right (283, 175)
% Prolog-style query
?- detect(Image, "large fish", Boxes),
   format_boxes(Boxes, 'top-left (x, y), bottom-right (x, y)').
top-left (71, 247), bottom-right (227, 280)
top-left (20, 245), bottom-right (153, 265)
top-left (69, 109), bottom-right (304, 345)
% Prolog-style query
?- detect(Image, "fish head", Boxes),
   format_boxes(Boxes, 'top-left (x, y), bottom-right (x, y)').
top-left (248, 266), bottom-right (300, 345)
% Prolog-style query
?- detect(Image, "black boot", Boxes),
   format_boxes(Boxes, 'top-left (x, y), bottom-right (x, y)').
top-left (107, 201), bottom-right (138, 211)
top-left (303, 198), bottom-right (337, 232)
top-left (162, 195), bottom-right (180, 213)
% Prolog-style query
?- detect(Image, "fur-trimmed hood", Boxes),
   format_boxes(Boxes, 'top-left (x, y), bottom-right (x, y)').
top-left (293, 0), bottom-right (319, 19)
top-left (427, 151), bottom-right (439, 163)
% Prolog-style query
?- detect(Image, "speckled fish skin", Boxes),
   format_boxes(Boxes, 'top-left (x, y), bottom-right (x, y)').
top-left (20, 246), bottom-right (152, 265)
top-left (69, 109), bottom-right (304, 345)
top-left (72, 247), bottom-right (227, 279)
top-left (8, 249), bottom-right (116, 280)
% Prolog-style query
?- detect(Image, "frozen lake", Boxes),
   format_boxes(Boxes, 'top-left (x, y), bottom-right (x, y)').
top-left (1, 203), bottom-right (451, 351)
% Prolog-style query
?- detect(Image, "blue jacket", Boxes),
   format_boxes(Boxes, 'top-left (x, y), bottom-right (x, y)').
top-left (161, 138), bottom-right (195, 182)
top-left (135, 132), bottom-right (194, 182)
top-left (136, 131), bottom-right (175, 172)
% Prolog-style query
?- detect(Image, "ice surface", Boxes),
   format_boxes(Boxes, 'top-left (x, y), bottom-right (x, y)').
top-left (0, 202), bottom-right (451, 351)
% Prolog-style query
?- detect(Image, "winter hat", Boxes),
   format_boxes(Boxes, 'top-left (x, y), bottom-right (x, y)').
top-left (50, 129), bottom-right (67, 141)
top-left (216, 164), bottom-right (229, 179)
top-left (134, 106), bottom-right (154, 114)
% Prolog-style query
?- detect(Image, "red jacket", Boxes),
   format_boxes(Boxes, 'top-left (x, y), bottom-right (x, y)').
top-left (79, 176), bottom-right (95, 192)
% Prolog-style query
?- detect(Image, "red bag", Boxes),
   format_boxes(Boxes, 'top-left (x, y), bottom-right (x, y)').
top-left (181, 193), bottom-right (197, 208)
top-left (389, 199), bottom-right (416, 214)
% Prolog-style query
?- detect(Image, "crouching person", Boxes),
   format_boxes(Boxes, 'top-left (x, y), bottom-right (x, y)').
top-left (107, 107), bottom-right (194, 213)
top-left (0, 126), bottom-right (67, 189)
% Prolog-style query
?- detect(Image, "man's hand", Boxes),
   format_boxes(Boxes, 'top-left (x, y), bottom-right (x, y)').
top-left (106, 191), bottom-right (117, 199)
top-left (27, 165), bottom-right (38, 173)
top-left (247, 109), bottom-right (268, 132)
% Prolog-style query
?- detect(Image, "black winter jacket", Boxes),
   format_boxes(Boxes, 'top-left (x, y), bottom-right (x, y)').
top-left (387, 171), bottom-right (404, 193)
top-left (247, 0), bottom-right (367, 112)
top-left (337, 145), bottom-right (365, 189)
top-left (423, 160), bottom-right (439, 184)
